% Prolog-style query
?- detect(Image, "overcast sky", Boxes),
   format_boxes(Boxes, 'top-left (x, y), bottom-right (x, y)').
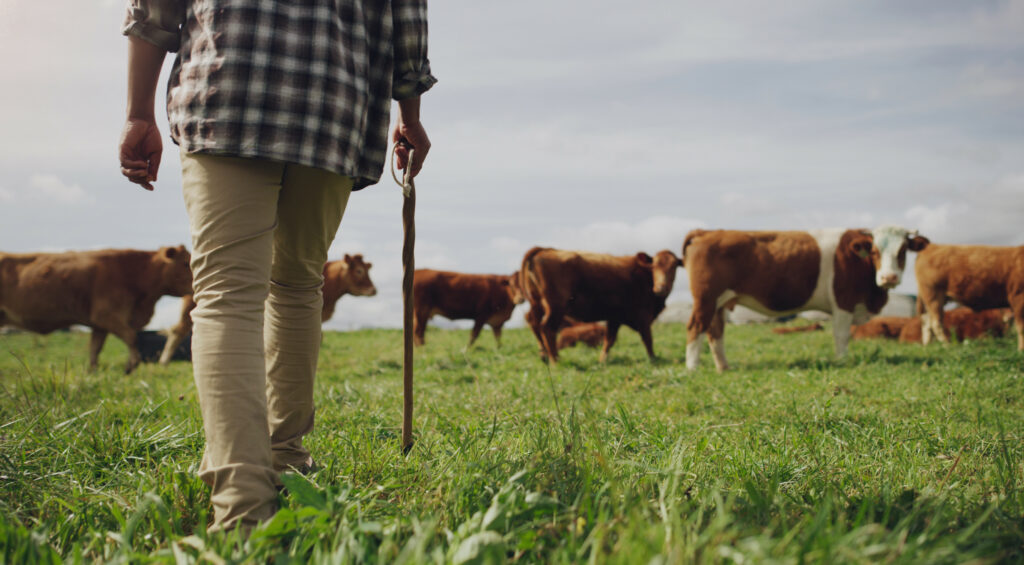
top-left (1, 1), bottom-right (1023, 330)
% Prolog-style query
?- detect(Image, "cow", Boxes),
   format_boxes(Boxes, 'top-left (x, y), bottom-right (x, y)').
top-left (683, 226), bottom-right (928, 371)
top-left (557, 321), bottom-right (607, 350)
top-left (0, 246), bottom-right (193, 373)
top-left (851, 316), bottom-right (915, 340)
top-left (156, 293), bottom-right (197, 365)
top-left (322, 254), bottom-right (377, 322)
top-left (771, 322), bottom-right (824, 335)
top-left (915, 244), bottom-right (1024, 350)
top-left (156, 253), bottom-right (377, 363)
top-left (413, 269), bottom-right (524, 347)
top-left (899, 307), bottom-right (1014, 344)
top-left (520, 247), bottom-right (681, 363)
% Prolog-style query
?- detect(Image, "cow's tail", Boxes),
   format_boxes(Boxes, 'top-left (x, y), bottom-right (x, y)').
top-left (519, 247), bottom-right (547, 304)
top-left (681, 229), bottom-right (707, 267)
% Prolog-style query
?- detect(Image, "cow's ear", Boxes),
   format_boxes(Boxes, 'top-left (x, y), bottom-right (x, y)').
top-left (635, 252), bottom-right (653, 265)
top-left (850, 238), bottom-right (872, 259)
top-left (365, 262), bottom-right (372, 269)
top-left (907, 235), bottom-right (929, 252)
top-left (344, 253), bottom-right (352, 262)
top-left (162, 246), bottom-right (178, 261)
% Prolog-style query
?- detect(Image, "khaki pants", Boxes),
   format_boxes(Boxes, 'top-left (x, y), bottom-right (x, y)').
top-left (181, 152), bottom-right (353, 528)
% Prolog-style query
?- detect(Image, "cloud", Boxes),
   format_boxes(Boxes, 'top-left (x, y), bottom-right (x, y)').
top-left (902, 174), bottom-right (1024, 246)
top-left (29, 174), bottom-right (91, 204)
top-left (551, 216), bottom-right (705, 255)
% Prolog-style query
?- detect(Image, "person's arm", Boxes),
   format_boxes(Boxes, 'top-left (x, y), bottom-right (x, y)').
top-left (118, 0), bottom-right (184, 190)
top-left (120, 36), bottom-right (168, 190)
top-left (391, 0), bottom-right (437, 177)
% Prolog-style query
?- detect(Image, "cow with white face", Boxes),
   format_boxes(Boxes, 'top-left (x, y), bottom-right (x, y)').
top-left (683, 226), bottom-right (928, 371)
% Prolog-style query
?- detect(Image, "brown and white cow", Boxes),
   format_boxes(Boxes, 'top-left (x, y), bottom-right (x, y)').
top-left (156, 253), bottom-right (377, 363)
top-left (683, 226), bottom-right (928, 370)
top-left (557, 321), bottom-right (607, 350)
top-left (915, 244), bottom-right (1024, 350)
top-left (0, 246), bottom-right (193, 373)
top-left (322, 254), bottom-right (377, 322)
top-left (520, 247), bottom-right (681, 363)
top-left (413, 269), bottom-right (524, 347)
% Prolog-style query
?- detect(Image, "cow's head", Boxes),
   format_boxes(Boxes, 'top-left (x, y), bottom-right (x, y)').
top-left (344, 254), bottom-right (377, 296)
top-left (858, 226), bottom-right (930, 289)
top-left (645, 250), bottom-right (681, 297)
top-left (157, 244), bottom-right (193, 296)
top-left (505, 271), bottom-right (525, 305)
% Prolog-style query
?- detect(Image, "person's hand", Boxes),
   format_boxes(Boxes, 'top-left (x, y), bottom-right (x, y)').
top-left (392, 98), bottom-right (430, 177)
top-left (119, 118), bottom-right (163, 190)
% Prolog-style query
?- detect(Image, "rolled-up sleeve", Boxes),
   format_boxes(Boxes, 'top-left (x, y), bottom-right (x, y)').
top-left (391, 0), bottom-right (438, 100)
top-left (121, 0), bottom-right (185, 53)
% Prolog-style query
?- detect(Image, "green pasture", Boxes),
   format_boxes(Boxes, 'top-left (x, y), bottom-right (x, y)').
top-left (1, 322), bottom-right (1023, 563)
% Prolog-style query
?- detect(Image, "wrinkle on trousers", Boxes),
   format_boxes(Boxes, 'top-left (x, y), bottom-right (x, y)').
top-left (181, 152), bottom-right (352, 528)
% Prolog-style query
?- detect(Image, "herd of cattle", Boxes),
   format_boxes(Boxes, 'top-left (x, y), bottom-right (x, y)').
top-left (1, 224), bottom-right (1021, 373)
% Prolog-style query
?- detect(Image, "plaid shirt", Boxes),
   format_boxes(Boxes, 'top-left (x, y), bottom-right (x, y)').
top-left (123, 0), bottom-right (436, 189)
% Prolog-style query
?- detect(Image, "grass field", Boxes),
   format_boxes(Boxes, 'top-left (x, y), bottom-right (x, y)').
top-left (1, 322), bottom-right (1023, 563)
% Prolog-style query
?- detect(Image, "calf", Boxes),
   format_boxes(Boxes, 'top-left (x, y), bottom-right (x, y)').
top-left (915, 244), bottom-right (1024, 350)
top-left (557, 321), bottom-right (607, 350)
top-left (0, 246), bottom-right (193, 373)
top-left (683, 226), bottom-right (927, 370)
top-left (322, 254), bottom-right (377, 322)
top-left (520, 247), bottom-right (680, 363)
top-left (413, 269), bottom-right (524, 347)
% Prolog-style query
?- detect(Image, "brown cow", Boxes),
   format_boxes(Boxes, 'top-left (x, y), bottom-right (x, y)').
top-left (322, 254), bottom-right (377, 322)
top-left (413, 269), bottom-right (524, 347)
top-left (157, 253), bottom-right (378, 363)
top-left (157, 294), bottom-right (197, 365)
top-left (899, 307), bottom-right (1013, 344)
top-left (851, 316), bottom-right (915, 340)
top-left (520, 248), bottom-right (681, 363)
top-left (557, 321), bottom-right (607, 350)
top-left (683, 226), bottom-right (928, 371)
top-left (0, 246), bottom-right (193, 373)
top-left (915, 244), bottom-right (1024, 350)
top-left (771, 323), bottom-right (824, 335)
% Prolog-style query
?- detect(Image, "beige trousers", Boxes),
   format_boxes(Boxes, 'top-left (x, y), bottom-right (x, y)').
top-left (181, 152), bottom-right (353, 528)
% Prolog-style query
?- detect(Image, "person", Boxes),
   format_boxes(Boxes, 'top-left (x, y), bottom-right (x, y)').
top-left (118, 0), bottom-right (436, 531)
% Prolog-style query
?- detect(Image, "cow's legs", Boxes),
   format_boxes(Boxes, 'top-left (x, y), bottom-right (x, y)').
top-left (686, 299), bottom-right (716, 370)
top-left (832, 309), bottom-right (854, 358)
top-left (600, 321), bottom-right (621, 363)
top-left (88, 329), bottom-right (108, 371)
top-left (636, 322), bottom-right (656, 361)
top-left (525, 306), bottom-right (548, 360)
top-left (540, 309), bottom-right (563, 363)
top-left (919, 293), bottom-right (948, 346)
top-left (467, 320), bottom-right (485, 348)
top-left (413, 310), bottom-right (429, 346)
top-left (1010, 295), bottom-right (1024, 351)
top-left (707, 307), bottom-right (729, 371)
top-left (492, 324), bottom-right (503, 348)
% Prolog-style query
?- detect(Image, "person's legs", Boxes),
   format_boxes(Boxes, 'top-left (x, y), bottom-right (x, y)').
top-left (181, 152), bottom-right (284, 529)
top-left (265, 164), bottom-right (353, 472)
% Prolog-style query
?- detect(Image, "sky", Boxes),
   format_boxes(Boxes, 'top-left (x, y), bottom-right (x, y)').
top-left (1, 0), bottom-right (1023, 330)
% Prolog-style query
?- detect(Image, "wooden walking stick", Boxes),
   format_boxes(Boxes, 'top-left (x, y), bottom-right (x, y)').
top-left (392, 143), bottom-right (416, 454)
